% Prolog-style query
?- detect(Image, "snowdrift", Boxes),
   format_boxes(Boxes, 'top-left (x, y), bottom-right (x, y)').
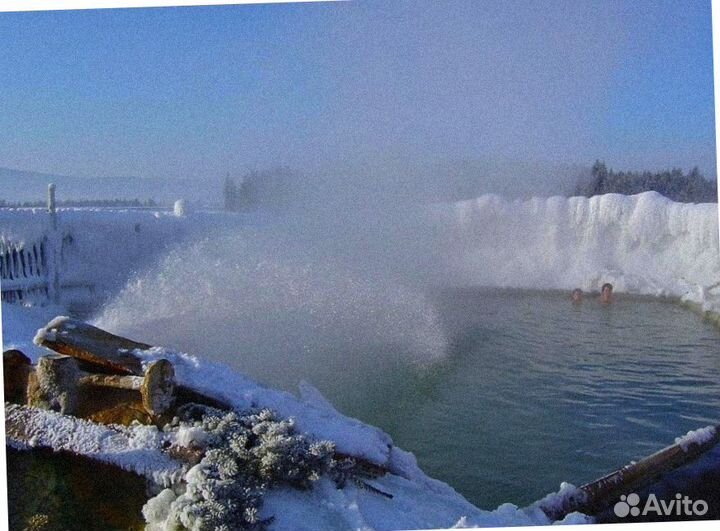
top-left (432, 192), bottom-right (720, 310)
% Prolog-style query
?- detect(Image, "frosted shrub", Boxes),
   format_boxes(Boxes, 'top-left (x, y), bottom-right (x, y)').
top-left (145, 407), bottom-right (336, 531)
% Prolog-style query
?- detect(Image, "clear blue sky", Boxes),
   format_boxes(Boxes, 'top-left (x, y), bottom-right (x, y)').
top-left (0, 0), bottom-right (715, 182)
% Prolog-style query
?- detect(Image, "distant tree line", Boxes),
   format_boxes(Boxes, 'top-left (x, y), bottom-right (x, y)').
top-left (224, 168), bottom-right (295, 212)
top-left (0, 198), bottom-right (158, 208)
top-left (575, 161), bottom-right (717, 203)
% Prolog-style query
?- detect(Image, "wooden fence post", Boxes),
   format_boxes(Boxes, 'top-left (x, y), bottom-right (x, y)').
top-left (47, 183), bottom-right (61, 303)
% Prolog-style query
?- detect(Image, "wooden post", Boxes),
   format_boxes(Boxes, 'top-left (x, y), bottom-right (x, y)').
top-left (28, 354), bottom-right (81, 415)
top-left (47, 183), bottom-right (60, 303)
top-left (47, 183), bottom-right (57, 226)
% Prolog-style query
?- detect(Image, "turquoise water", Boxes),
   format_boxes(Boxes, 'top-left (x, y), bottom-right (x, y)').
top-left (63, 287), bottom-right (720, 513)
top-left (325, 288), bottom-right (720, 510)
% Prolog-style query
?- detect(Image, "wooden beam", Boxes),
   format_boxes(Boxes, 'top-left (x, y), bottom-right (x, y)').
top-left (539, 425), bottom-right (720, 520)
top-left (34, 317), bottom-right (149, 375)
top-left (35, 317), bottom-right (231, 411)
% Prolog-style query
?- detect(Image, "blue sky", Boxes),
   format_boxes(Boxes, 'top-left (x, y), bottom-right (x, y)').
top-left (0, 0), bottom-right (715, 182)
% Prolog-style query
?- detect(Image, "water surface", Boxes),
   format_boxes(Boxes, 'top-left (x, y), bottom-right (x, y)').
top-left (324, 289), bottom-right (720, 509)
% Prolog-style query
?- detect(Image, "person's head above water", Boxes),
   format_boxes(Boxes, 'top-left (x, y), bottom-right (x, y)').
top-left (571, 288), bottom-right (583, 304)
top-left (600, 283), bottom-right (614, 303)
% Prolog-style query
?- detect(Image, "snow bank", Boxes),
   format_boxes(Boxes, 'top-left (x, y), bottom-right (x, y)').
top-left (432, 192), bottom-right (720, 308)
top-left (258, 477), bottom-right (591, 531)
top-left (5, 404), bottom-right (182, 486)
top-left (132, 346), bottom-right (394, 468)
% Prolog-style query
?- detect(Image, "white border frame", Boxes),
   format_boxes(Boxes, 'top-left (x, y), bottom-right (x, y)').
top-left (0, 2), bottom-right (719, 531)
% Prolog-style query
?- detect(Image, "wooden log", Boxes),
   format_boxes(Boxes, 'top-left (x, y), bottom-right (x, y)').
top-left (27, 354), bottom-right (176, 419)
top-left (34, 317), bottom-right (148, 375)
top-left (539, 424), bottom-right (720, 520)
top-left (3, 349), bottom-right (32, 404)
top-left (36, 316), bottom-right (232, 411)
top-left (80, 359), bottom-right (176, 416)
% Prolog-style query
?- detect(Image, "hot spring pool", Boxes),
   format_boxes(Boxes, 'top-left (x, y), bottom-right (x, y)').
top-left (86, 286), bottom-right (720, 511)
top-left (309, 288), bottom-right (720, 509)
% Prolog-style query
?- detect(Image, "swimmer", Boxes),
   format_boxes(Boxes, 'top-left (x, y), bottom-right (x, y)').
top-left (571, 288), bottom-right (583, 304)
top-left (600, 283), bottom-right (614, 304)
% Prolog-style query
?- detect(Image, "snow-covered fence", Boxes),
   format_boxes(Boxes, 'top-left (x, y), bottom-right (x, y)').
top-left (0, 237), bottom-right (51, 303)
top-left (1, 184), bottom-right (63, 304)
top-left (1, 189), bottom-right (248, 306)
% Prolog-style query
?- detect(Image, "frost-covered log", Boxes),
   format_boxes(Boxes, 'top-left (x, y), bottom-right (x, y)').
top-left (34, 316), bottom-right (230, 413)
top-left (540, 425), bottom-right (720, 520)
top-left (34, 316), bottom-right (149, 375)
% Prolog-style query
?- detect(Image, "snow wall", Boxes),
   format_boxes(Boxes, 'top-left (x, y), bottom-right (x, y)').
top-left (431, 191), bottom-right (720, 308)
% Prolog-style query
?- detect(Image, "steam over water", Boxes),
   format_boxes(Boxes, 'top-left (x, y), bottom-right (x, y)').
top-left (96, 226), bottom-right (448, 393)
top-left (89, 193), bottom-right (720, 510)
top-left (94, 192), bottom-right (720, 398)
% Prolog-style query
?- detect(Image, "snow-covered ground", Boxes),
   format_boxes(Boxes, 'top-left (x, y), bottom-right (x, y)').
top-left (0, 207), bottom-right (257, 299)
top-left (3, 192), bottom-right (720, 530)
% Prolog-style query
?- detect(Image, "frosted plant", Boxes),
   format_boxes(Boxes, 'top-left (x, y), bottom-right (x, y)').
top-left (145, 407), bottom-right (338, 531)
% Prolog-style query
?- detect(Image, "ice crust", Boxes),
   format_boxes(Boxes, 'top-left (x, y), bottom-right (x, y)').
top-left (433, 192), bottom-right (720, 311)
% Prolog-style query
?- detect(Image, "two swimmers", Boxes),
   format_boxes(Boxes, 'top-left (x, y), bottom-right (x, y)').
top-left (571, 283), bottom-right (613, 304)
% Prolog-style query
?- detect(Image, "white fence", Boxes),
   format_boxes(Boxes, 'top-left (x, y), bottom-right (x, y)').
top-left (1, 186), bottom-right (218, 306)
top-left (0, 237), bottom-right (52, 303)
top-left (1, 185), bottom-right (61, 304)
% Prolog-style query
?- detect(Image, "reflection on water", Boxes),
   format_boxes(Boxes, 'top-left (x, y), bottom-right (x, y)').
top-left (317, 289), bottom-right (720, 509)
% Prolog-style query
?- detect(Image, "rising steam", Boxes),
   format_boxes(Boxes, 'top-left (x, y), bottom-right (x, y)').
top-left (94, 225), bottom-right (448, 394)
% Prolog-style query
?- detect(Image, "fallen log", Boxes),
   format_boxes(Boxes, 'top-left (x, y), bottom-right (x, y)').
top-left (33, 317), bottom-right (231, 412)
top-left (34, 316), bottom-right (148, 375)
top-left (539, 425), bottom-right (720, 520)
